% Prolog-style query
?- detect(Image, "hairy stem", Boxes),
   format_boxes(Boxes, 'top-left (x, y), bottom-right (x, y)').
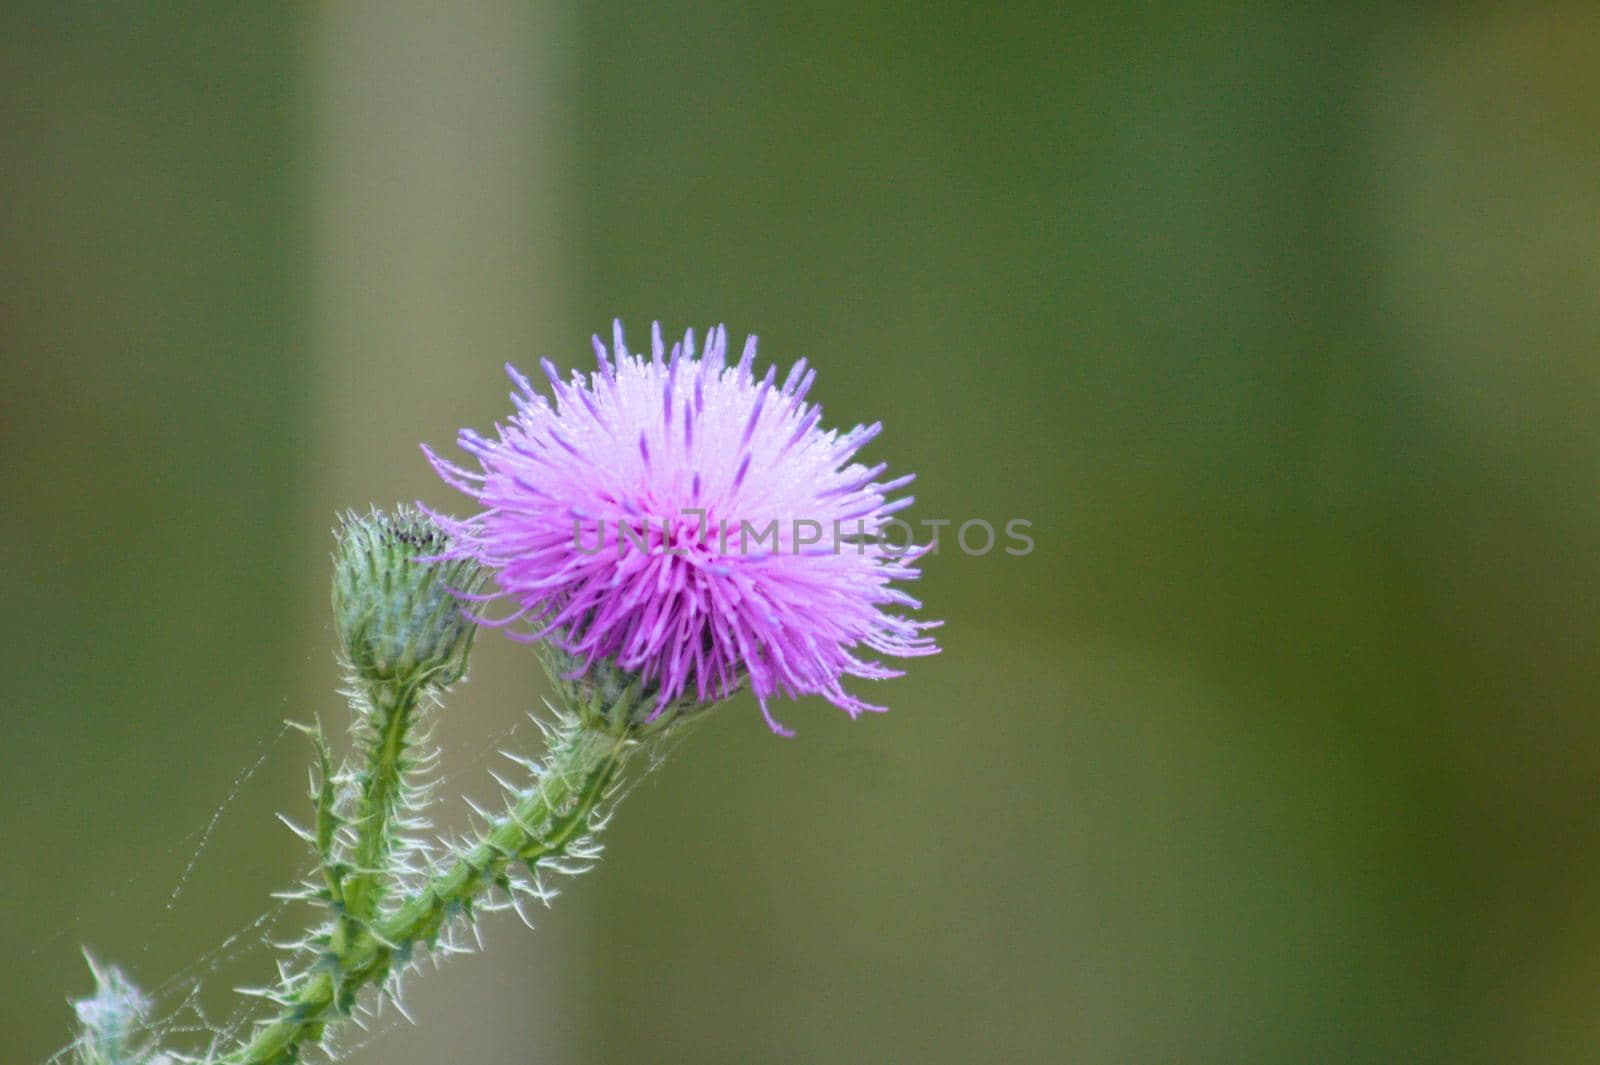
top-left (223, 720), bottom-right (630, 1065)
top-left (341, 678), bottom-right (423, 923)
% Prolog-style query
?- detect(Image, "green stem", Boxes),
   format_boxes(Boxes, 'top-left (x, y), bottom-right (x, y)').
top-left (342, 678), bottom-right (421, 923)
top-left (223, 721), bottom-right (630, 1065)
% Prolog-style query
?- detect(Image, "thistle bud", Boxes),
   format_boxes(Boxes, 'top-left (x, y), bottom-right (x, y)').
top-left (332, 507), bottom-right (487, 688)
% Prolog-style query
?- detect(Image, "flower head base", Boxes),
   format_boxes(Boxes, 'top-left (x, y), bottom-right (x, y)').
top-left (536, 639), bottom-right (715, 738)
top-left (426, 321), bottom-right (940, 734)
top-left (332, 507), bottom-right (488, 689)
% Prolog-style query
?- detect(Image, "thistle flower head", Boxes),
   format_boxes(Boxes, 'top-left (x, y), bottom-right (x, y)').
top-left (426, 321), bottom-right (940, 734)
top-left (332, 506), bottom-right (488, 688)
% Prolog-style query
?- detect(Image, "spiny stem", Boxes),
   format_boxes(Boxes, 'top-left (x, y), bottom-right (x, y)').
top-left (341, 678), bottom-right (423, 923)
top-left (222, 721), bottom-right (630, 1065)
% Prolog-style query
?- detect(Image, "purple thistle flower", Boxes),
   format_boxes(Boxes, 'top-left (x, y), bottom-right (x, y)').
top-left (425, 321), bottom-right (940, 735)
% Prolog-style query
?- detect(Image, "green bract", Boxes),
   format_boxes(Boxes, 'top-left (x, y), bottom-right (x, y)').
top-left (536, 639), bottom-right (733, 739)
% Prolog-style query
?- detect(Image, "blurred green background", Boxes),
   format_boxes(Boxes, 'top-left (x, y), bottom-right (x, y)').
top-left (4, 3), bottom-right (1599, 1062)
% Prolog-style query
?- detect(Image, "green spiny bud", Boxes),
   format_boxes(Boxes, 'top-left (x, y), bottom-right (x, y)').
top-left (332, 507), bottom-right (487, 688)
